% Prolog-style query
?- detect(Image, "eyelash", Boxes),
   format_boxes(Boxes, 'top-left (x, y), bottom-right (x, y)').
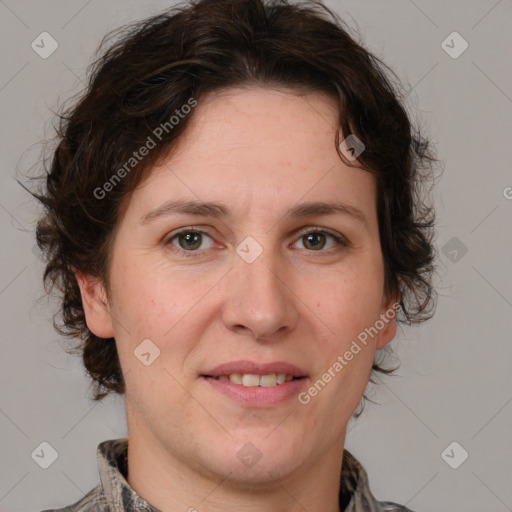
top-left (165, 227), bottom-right (350, 258)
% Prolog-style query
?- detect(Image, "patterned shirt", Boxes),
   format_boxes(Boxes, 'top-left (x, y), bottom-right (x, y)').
top-left (40, 438), bottom-right (414, 512)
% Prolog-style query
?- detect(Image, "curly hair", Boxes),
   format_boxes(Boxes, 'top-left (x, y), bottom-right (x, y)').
top-left (24, 0), bottom-right (438, 404)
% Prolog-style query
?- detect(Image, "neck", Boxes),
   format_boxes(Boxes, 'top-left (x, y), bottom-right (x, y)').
top-left (125, 412), bottom-right (345, 512)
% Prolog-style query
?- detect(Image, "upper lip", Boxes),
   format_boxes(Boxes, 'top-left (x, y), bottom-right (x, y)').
top-left (201, 360), bottom-right (308, 377)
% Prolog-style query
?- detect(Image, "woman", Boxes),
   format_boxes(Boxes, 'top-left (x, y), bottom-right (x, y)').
top-left (31, 0), bottom-right (437, 510)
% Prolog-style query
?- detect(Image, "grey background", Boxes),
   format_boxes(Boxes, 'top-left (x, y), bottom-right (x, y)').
top-left (1, 1), bottom-right (511, 511)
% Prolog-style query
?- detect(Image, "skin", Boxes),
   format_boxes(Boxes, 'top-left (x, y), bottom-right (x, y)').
top-left (75, 87), bottom-right (398, 512)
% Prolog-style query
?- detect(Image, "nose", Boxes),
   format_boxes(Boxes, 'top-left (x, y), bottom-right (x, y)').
top-left (221, 245), bottom-right (299, 342)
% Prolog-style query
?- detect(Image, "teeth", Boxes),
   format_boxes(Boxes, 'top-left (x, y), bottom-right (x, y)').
top-left (220, 373), bottom-right (296, 386)
top-left (260, 374), bottom-right (277, 386)
top-left (229, 373), bottom-right (243, 385)
top-left (242, 374), bottom-right (261, 386)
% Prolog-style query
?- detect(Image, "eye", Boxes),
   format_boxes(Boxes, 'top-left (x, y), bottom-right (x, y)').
top-left (292, 228), bottom-right (347, 252)
top-left (165, 227), bottom-right (349, 258)
top-left (166, 229), bottom-right (214, 256)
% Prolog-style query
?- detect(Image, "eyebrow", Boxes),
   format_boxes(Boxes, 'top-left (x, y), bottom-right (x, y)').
top-left (140, 199), bottom-right (368, 227)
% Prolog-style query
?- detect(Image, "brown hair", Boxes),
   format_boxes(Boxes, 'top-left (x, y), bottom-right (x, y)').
top-left (24, 0), bottom-right (438, 404)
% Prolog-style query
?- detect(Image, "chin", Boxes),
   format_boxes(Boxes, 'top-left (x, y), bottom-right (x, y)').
top-left (204, 435), bottom-right (306, 486)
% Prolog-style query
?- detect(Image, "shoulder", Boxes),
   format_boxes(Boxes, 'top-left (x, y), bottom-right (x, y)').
top-left (378, 501), bottom-right (415, 512)
top-left (341, 449), bottom-right (415, 512)
top-left (39, 485), bottom-right (108, 512)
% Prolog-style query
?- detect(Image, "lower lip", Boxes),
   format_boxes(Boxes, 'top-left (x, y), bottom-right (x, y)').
top-left (200, 376), bottom-right (308, 407)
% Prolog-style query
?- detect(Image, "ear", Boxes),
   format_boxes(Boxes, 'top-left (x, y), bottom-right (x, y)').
top-left (73, 268), bottom-right (115, 339)
top-left (375, 294), bottom-right (400, 350)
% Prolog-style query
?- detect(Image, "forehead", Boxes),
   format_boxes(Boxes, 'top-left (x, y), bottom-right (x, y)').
top-left (126, 87), bottom-right (377, 226)
top-left (172, 86), bottom-right (341, 161)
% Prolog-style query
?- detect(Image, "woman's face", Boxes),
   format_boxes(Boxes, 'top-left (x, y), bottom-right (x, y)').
top-left (79, 87), bottom-right (397, 484)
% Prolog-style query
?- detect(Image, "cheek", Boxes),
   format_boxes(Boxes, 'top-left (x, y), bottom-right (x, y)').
top-left (109, 254), bottom-right (191, 334)
top-left (321, 271), bottom-right (384, 333)
top-left (108, 254), bottom-right (216, 381)
top-left (311, 267), bottom-right (384, 391)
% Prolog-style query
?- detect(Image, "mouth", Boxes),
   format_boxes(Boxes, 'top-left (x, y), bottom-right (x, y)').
top-left (199, 360), bottom-right (309, 407)
top-left (201, 373), bottom-right (305, 386)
